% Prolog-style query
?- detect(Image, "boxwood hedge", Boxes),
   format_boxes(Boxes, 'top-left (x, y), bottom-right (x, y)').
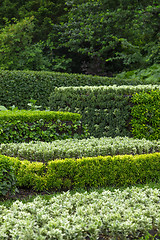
top-left (0, 110), bottom-right (87, 143)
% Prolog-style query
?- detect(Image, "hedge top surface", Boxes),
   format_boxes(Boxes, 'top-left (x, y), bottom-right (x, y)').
top-left (0, 110), bottom-right (81, 122)
top-left (53, 84), bottom-right (160, 93)
top-left (1, 136), bottom-right (159, 162)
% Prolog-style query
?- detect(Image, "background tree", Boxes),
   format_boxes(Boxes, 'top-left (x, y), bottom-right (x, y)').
top-left (0, 0), bottom-right (159, 75)
top-left (0, 17), bottom-right (51, 70)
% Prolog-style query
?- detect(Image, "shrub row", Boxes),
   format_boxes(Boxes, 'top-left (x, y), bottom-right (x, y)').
top-left (0, 137), bottom-right (159, 162)
top-left (0, 70), bottom-right (115, 109)
top-left (1, 187), bottom-right (160, 239)
top-left (131, 89), bottom-right (160, 140)
top-left (1, 70), bottom-right (160, 110)
top-left (0, 110), bottom-right (87, 143)
top-left (1, 153), bottom-right (160, 192)
top-left (49, 85), bottom-right (159, 138)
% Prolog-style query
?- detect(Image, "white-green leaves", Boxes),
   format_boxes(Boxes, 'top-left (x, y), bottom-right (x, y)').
top-left (0, 136), bottom-right (159, 162)
top-left (0, 186), bottom-right (160, 239)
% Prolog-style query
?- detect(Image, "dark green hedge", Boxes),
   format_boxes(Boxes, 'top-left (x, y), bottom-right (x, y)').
top-left (1, 153), bottom-right (160, 191)
top-left (0, 70), bottom-right (160, 109)
top-left (0, 70), bottom-right (112, 109)
top-left (0, 155), bottom-right (17, 197)
top-left (49, 85), bottom-right (159, 138)
top-left (0, 110), bottom-right (87, 143)
top-left (131, 89), bottom-right (160, 140)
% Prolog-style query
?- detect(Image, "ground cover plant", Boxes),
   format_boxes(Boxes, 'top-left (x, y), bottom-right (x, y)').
top-left (0, 186), bottom-right (160, 240)
top-left (0, 136), bottom-right (159, 162)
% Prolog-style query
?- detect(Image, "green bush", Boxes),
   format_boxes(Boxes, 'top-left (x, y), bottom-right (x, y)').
top-left (0, 110), bottom-right (87, 143)
top-left (49, 85), bottom-right (159, 138)
top-left (1, 152), bottom-right (160, 191)
top-left (0, 70), bottom-right (112, 109)
top-left (1, 70), bottom-right (160, 110)
top-left (0, 137), bottom-right (159, 162)
top-left (0, 155), bottom-right (18, 197)
top-left (115, 64), bottom-right (160, 85)
top-left (46, 153), bottom-right (160, 190)
top-left (131, 89), bottom-right (160, 140)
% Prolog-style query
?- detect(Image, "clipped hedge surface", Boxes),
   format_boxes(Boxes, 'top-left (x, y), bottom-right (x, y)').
top-left (0, 70), bottom-right (113, 109)
top-left (1, 70), bottom-right (160, 110)
top-left (0, 137), bottom-right (159, 162)
top-left (49, 85), bottom-right (159, 138)
top-left (131, 89), bottom-right (160, 140)
top-left (0, 110), bottom-right (87, 143)
top-left (0, 155), bottom-right (17, 197)
top-left (1, 153), bottom-right (160, 191)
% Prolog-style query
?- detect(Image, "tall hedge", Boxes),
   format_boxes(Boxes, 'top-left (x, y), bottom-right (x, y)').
top-left (0, 70), bottom-right (160, 109)
top-left (49, 85), bottom-right (159, 138)
top-left (131, 89), bottom-right (160, 140)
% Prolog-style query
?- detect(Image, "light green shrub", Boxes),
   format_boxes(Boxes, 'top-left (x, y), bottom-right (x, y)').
top-left (1, 152), bottom-right (160, 191)
top-left (0, 137), bottom-right (159, 162)
top-left (131, 89), bottom-right (160, 140)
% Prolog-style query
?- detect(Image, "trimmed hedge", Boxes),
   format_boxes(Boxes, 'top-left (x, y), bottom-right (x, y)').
top-left (0, 155), bottom-right (17, 197)
top-left (1, 153), bottom-right (160, 191)
top-left (0, 136), bottom-right (159, 162)
top-left (131, 89), bottom-right (160, 140)
top-left (49, 85), bottom-right (159, 138)
top-left (1, 70), bottom-right (160, 110)
top-left (0, 110), bottom-right (87, 143)
top-left (0, 70), bottom-right (113, 109)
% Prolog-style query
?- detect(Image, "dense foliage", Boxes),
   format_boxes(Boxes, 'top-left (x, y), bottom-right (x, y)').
top-left (0, 136), bottom-right (159, 162)
top-left (0, 156), bottom-right (17, 197)
top-left (0, 0), bottom-right (159, 75)
top-left (49, 85), bottom-right (159, 138)
top-left (131, 89), bottom-right (160, 140)
top-left (1, 69), bottom-right (160, 110)
top-left (1, 187), bottom-right (160, 239)
top-left (1, 153), bottom-right (160, 191)
top-left (0, 110), bottom-right (87, 143)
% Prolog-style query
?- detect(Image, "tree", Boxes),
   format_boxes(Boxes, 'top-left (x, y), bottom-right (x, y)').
top-left (0, 17), bottom-right (50, 70)
top-left (50, 0), bottom-right (160, 75)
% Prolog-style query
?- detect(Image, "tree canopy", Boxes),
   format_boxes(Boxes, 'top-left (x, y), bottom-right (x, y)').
top-left (0, 0), bottom-right (159, 75)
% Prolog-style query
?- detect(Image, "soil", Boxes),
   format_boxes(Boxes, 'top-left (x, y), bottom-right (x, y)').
top-left (0, 188), bottom-right (55, 201)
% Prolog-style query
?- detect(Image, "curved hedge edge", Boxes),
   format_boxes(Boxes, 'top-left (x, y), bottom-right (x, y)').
top-left (0, 110), bottom-right (82, 122)
top-left (0, 153), bottom-right (160, 191)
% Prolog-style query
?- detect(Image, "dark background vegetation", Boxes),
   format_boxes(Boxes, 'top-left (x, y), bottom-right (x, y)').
top-left (0, 0), bottom-right (159, 76)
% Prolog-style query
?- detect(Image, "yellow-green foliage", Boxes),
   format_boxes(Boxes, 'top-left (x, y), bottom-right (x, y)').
top-left (131, 89), bottom-right (160, 140)
top-left (1, 153), bottom-right (160, 191)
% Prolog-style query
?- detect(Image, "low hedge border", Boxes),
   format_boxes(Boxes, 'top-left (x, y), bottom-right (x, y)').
top-left (0, 136), bottom-right (159, 162)
top-left (0, 110), bottom-right (87, 143)
top-left (1, 153), bottom-right (160, 192)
